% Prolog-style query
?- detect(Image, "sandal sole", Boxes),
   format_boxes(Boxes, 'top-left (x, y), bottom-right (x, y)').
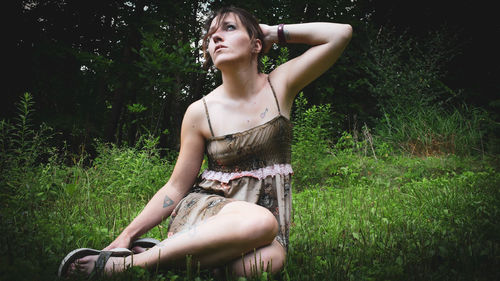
top-left (58, 247), bottom-right (132, 277)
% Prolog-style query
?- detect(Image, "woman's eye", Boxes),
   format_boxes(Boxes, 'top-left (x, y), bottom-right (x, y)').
top-left (226, 24), bottom-right (236, 31)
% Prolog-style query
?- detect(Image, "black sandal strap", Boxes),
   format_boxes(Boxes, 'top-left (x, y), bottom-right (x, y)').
top-left (94, 251), bottom-right (113, 276)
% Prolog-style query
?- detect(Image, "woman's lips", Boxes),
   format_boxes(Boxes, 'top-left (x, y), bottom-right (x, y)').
top-left (215, 45), bottom-right (227, 52)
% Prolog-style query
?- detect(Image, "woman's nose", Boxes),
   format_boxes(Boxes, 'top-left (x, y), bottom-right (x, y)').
top-left (212, 32), bottom-right (223, 43)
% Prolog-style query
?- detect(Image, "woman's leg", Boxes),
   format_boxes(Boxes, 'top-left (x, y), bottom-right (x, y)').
top-left (227, 239), bottom-right (286, 277)
top-left (72, 201), bottom-right (278, 275)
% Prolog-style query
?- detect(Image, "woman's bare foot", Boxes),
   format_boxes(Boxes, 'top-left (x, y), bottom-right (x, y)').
top-left (131, 246), bottom-right (147, 254)
top-left (68, 254), bottom-right (129, 276)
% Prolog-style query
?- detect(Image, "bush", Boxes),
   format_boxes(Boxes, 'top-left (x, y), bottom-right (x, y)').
top-left (362, 27), bottom-right (495, 156)
top-left (291, 92), bottom-right (339, 190)
top-left (365, 27), bottom-right (457, 113)
top-left (0, 93), bottom-right (54, 184)
top-left (0, 94), bottom-right (176, 280)
top-left (91, 135), bottom-right (174, 197)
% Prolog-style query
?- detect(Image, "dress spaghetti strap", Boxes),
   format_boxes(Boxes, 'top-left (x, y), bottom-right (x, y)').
top-left (267, 75), bottom-right (281, 115)
top-left (202, 97), bottom-right (215, 137)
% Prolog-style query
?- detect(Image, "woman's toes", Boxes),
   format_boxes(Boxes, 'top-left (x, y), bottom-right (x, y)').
top-left (69, 255), bottom-right (98, 275)
top-left (131, 246), bottom-right (147, 254)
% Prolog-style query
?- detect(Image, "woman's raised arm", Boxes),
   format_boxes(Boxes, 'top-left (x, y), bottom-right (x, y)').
top-left (261, 22), bottom-right (352, 110)
top-left (104, 101), bottom-right (207, 250)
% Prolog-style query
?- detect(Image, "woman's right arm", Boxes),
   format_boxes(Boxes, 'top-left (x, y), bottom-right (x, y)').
top-left (104, 102), bottom-right (207, 249)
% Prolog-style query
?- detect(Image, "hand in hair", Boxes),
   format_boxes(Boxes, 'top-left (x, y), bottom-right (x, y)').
top-left (259, 24), bottom-right (274, 54)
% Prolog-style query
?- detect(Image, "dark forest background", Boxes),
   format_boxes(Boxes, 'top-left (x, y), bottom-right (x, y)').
top-left (4, 0), bottom-right (499, 155)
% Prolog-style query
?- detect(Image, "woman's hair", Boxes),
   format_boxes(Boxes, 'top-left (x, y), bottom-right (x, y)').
top-left (202, 6), bottom-right (265, 72)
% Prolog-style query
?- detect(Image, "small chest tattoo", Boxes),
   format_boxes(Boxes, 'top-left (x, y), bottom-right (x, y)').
top-left (260, 108), bottom-right (269, 119)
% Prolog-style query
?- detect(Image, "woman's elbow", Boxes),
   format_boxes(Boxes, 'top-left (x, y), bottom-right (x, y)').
top-left (328, 23), bottom-right (352, 45)
top-left (341, 24), bottom-right (353, 41)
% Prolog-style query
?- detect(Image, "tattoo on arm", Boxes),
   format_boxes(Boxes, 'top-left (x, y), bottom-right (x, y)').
top-left (163, 195), bottom-right (174, 208)
top-left (260, 108), bottom-right (268, 119)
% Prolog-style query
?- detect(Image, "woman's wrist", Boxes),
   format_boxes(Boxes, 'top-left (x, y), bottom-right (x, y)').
top-left (121, 225), bottom-right (142, 242)
top-left (260, 24), bottom-right (278, 45)
top-left (277, 24), bottom-right (287, 45)
top-left (270, 24), bottom-right (290, 45)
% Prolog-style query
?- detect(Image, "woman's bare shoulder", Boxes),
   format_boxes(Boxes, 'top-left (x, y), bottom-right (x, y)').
top-left (186, 88), bottom-right (221, 115)
top-left (267, 72), bottom-right (293, 117)
top-left (182, 88), bottom-right (221, 139)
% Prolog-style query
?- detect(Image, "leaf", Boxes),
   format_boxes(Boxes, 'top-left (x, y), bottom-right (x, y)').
top-left (352, 232), bottom-right (360, 240)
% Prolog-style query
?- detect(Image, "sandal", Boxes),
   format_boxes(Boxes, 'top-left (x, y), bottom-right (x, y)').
top-left (58, 247), bottom-right (132, 277)
top-left (130, 237), bottom-right (161, 250)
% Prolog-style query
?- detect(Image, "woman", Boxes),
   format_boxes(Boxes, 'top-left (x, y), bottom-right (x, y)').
top-left (59, 6), bottom-right (352, 277)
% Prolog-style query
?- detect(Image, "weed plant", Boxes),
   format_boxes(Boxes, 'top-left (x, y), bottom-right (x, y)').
top-left (291, 92), bottom-right (337, 190)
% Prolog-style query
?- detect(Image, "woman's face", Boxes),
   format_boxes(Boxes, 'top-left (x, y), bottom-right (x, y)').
top-left (207, 13), bottom-right (259, 69)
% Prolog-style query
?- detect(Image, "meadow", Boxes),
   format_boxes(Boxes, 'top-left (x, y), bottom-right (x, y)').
top-left (0, 94), bottom-right (498, 281)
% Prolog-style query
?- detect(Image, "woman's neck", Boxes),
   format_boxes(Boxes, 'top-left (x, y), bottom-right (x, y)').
top-left (219, 63), bottom-right (264, 100)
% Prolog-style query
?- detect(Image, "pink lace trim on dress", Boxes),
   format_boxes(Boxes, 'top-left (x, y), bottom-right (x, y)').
top-left (201, 164), bottom-right (293, 184)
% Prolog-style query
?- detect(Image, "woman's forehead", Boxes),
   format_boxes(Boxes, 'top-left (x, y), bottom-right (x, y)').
top-left (209, 12), bottom-right (240, 30)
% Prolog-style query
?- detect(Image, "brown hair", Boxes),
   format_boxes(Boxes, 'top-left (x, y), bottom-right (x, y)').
top-left (202, 6), bottom-right (265, 72)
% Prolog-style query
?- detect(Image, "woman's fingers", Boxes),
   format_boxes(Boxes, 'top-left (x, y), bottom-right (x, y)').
top-left (259, 23), bottom-right (270, 37)
top-left (259, 24), bottom-right (274, 54)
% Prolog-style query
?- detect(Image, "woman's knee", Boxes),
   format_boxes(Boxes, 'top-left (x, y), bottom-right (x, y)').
top-left (241, 206), bottom-right (278, 243)
top-left (222, 202), bottom-right (278, 244)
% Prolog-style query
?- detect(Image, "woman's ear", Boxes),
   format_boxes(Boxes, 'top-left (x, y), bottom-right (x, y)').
top-left (252, 38), bottom-right (262, 54)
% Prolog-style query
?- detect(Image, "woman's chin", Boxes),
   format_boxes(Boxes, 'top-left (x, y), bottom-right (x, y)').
top-left (213, 57), bottom-right (252, 71)
top-left (213, 60), bottom-right (233, 71)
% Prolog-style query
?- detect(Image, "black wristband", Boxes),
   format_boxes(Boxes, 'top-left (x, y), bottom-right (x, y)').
top-left (278, 24), bottom-right (286, 45)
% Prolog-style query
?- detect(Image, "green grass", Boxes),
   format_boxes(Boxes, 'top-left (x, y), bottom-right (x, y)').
top-left (289, 155), bottom-right (499, 280)
top-left (375, 105), bottom-right (491, 156)
top-left (1, 142), bottom-right (498, 280)
top-left (1, 93), bottom-right (498, 280)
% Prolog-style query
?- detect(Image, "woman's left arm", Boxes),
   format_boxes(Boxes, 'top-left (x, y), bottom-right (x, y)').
top-left (261, 22), bottom-right (352, 106)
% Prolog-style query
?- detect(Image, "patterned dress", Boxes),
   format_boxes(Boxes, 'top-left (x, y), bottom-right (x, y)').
top-left (167, 77), bottom-right (293, 250)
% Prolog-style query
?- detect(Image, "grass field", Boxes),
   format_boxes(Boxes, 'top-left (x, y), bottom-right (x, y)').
top-left (1, 138), bottom-right (498, 280)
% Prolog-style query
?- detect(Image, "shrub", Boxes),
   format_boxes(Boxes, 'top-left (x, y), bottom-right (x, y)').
top-left (291, 93), bottom-right (339, 190)
top-left (365, 27), bottom-right (457, 113)
top-left (0, 93), bottom-right (54, 183)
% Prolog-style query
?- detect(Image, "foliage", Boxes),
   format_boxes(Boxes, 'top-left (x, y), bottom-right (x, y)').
top-left (365, 27), bottom-right (458, 113)
top-left (290, 156), bottom-right (499, 280)
top-left (360, 27), bottom-right (498, 156)
top-left (0, 96), bottom-right (498, 280)
top-left (91, 136), bottom-right (174, 197)
top-left (291, 92), bottom-right (340, 190)
top-left (133, 36), bottom-right (202, 138)
top-left (0, 139), bottom-right (174, 281)
top-left (261, 47), bottom-right (290, 74)
top-left (0, 92), bottom-right (54, 184)
top-left (375, 105), bottom-right (491, 156)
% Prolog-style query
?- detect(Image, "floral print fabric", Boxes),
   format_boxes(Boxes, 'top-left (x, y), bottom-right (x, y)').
top-left (167, 115), bottom-right (293, 250)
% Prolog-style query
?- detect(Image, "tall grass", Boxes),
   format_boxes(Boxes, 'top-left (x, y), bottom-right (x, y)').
top-left (1, 94), bottom-right (499, 281)
top-left (376, 105), bottom-right (489, 156)
top-left (289, 156), bottom-right (499, 280)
